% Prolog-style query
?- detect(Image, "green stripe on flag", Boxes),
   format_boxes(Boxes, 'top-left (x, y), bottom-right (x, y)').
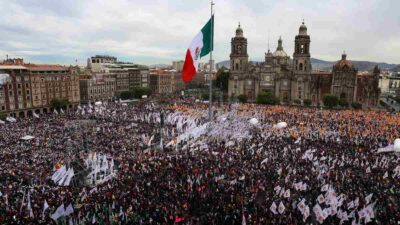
top-left (200, 15), bottom-right (214, 58)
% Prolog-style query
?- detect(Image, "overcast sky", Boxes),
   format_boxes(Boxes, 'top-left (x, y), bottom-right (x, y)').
top-left (0, 0), bottom-right (399, 66)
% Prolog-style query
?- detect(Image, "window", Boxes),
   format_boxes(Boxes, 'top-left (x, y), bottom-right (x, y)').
top-left (299, 63), bottom-right (303, 71)
top-left (235, 63), bottom-right (239, 70)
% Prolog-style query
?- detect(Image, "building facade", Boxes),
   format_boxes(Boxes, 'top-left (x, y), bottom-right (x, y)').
top-left (0, 58), bottom-right (80, 117)
top-left (149, 70), bottom-right (173, 95)
top-left (79, 74), bottom-right (116, 102)
top-left (228, 22), bottom-right (380, 107)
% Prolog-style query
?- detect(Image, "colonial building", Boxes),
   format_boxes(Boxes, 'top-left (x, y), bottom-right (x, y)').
top-left (228, 22), bottom-right (380, 107)
top-left (149, 69), bottom-right (174, 95)
top-left (79, 73), bottom-right (116, 102)
top-left (0, 58), bottom-right (80, 117)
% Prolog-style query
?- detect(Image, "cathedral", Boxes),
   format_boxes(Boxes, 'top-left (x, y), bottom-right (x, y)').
top-left (228, 21), bottom-right (380, 107)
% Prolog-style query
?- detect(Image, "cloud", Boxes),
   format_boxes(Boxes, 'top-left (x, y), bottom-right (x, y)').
top-left (0, 0), bottom-right (398, 65)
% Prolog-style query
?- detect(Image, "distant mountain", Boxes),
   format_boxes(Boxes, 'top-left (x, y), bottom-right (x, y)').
top-left (391, 65), bottom-right (400, 72)
top-left (149, 64), bottom-right (170, 69)
top-left (217, 58), bottom-right (399, 72)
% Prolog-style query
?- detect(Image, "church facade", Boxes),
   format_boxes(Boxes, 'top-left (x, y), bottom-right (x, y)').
top-left (228, 22), bottom-right (380, 107)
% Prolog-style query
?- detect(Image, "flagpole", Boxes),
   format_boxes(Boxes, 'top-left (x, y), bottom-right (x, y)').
top-left (208, 0), bottom-right (214, 122)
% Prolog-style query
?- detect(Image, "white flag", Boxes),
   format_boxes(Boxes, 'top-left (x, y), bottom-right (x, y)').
top-left (270, 202), bottom-right (278, 214)
top-left (284, 189), bottom-right (290, 198)
top-left (43, 200), bottom-right (49, 213)
top-left (65, 204), bottom-right (74, 216)
top-left (51, 204), bottom-right (65, 221)
top-left (278, 201), bottom-right (285, 214)
top-left (365, 193), bottom-right (373, 205)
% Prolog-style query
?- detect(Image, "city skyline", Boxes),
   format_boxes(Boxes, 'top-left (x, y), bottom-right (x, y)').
top-left (0, 0), bottom-right (399, 66)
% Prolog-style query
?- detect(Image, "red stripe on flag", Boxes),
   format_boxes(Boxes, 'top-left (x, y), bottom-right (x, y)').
top-left (182, 49), bottom-right (196, 82)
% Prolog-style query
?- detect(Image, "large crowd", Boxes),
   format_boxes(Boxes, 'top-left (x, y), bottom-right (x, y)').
top-left (0, 99), bottom-right (400, 225)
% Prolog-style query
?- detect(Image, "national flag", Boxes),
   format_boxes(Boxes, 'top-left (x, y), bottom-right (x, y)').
top-left (182, 15), bottom-right (214, 82)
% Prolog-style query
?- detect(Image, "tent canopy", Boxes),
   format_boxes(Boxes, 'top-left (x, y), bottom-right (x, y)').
top-left (21, 135), bottom-right (35, 140)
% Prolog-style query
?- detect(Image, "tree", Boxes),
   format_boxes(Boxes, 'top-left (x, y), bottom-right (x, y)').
top-left (257, 92), bottom-right (280, 105)
top-left (120, 91), bottom-right (134, 100)
top-left (351, 102), bottom-right (362, 110)
top-left (201, 93), bottom-right (209, 101)
top-left (237, 94), bottom-right (247, 103)
top-left (50, 98), bottom-right (70, 109)
top-left (131, 87), bottom-right (152, 99)
top-left (215, 68), bottom-right (230, 92)
top-left (303, 99), bottom-right (312, 107)
top-left (339, 98), bottom-right (349, 108)
top-left (293, 99), bottom-right (301, 105)
top-left (323, 94), bottom-right (339, 109)
top-left (0, 112), bottom-right (7, 120)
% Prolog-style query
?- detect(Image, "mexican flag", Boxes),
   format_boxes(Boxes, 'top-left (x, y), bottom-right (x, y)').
top-left (182, 15), bottom-right (214, 82)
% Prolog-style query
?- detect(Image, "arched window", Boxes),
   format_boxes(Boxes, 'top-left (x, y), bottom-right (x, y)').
top-left (235, 63), bottom-right (239, 70)
top-left (299, 63), bottom-right (303, 71)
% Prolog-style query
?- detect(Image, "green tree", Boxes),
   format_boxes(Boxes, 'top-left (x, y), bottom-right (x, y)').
top-left (50, 98), bottom-right (70, 109)
top-left (293, 99), bottom-right (301, 105)
top-left (131, 87), bottom-right (152, 99)
top-left (339, 98), bottom-right (349, 108)
top-left (201, 93), bottom-right (209, 101)
top-left (215, 68), bottom-right (230, 92)
top-left (0, 112), bottom-right (7, 120)
top-left (303, 99), bottom-right (312, 107)
top-left (237, 94), bottom-right (248, 103)
top-left (120, 91), bottom-right (134, 100)
top-left (257, 92), bottom-right (280, 105)
top-left (323, 94), bottom-right (339, 109)
top-left (351, 102), bottom-right (362, 110)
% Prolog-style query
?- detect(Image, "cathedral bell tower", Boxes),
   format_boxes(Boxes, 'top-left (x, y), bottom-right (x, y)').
top-left (293, 20), bottom-right (311, 72)
top-left (292, 20), bottom-right (312, 102)
top-left (230, 23), bottom-right (248, 73)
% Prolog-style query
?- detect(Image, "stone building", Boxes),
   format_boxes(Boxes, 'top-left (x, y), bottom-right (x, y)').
top-left (79, 73), bottom-right (116, 102)
top-left (0, 65), bottom-right (31, 117)
top-left (149, 70), bottom-right (173, 95)
top-left (0, 58), bottom-right (80, 117)
top-left (227, 21), bottom-right (380, 107)
top-left (127, 68), bottom-right (150, 89)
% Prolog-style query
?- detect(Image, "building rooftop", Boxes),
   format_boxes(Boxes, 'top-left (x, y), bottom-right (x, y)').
top-left (0, 65), bottom-right (28, 70)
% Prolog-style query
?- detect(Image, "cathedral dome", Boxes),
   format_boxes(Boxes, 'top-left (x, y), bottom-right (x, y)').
top-left (273, 36), bottom-right (288, 57)
top-left (299, 20), bottom-right (307, 36)
top-left (235, 23), bottom-right (243, 37)
top-left (334, 53), bottom-right (353, 69)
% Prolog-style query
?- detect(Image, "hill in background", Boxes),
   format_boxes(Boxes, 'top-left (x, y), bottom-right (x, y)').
top-left (216, 58), bottom-right (399, 72)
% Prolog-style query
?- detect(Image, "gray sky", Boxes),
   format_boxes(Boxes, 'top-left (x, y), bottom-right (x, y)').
top-left (0, 0), bottom-right (399, 66)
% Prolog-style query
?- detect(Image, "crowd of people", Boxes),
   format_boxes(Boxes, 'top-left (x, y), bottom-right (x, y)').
top-left (0, 99), bottom-right (399, 225)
